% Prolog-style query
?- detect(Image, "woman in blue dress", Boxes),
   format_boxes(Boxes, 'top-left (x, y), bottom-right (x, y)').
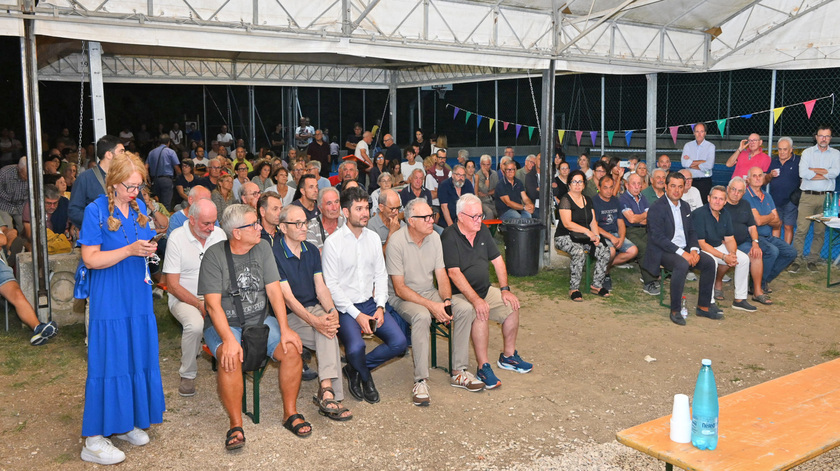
top-left (78, 152), bottom-right (165, 465)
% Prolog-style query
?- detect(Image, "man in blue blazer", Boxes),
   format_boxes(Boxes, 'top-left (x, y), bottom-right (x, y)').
top-left (642, 172), bottom-right (722, 326)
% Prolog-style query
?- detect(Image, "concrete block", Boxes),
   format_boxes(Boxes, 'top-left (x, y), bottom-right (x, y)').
top-left (16, 250), bottom-right (83, 326)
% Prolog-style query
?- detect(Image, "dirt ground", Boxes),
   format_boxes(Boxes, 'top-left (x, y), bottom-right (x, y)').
top-left (2, 260), bottom-right (840, 470)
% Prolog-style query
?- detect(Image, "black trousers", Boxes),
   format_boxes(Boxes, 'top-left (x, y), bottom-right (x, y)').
top-left (660, 250), bottom-right (715, 312)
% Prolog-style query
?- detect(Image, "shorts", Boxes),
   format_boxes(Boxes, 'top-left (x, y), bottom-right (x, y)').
top-left (204, 315), bottom-right (282, 361)
top-left (777, 200), bottom-right (798, 227)
top-left (605, 232), bottom-right (636, 253)
top-left (0, 260), bottom-right (15, 287)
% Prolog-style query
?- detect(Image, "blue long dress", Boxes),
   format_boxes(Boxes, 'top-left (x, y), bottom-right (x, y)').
top-left (79, 195), bottom-right (166, 437)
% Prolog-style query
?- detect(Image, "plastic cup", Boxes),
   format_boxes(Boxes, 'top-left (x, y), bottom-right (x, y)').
top-left (670, 393), bottom-right (692, 443)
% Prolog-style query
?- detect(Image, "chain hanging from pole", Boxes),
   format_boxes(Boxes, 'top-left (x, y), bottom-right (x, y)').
top-left (77, 41), bottom-right (87, 167)
top-left (526, 70), bottom-right (542, 138)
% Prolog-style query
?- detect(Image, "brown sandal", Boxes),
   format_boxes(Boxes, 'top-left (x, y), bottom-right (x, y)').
top-left (313, 386), bottom-right (353, 421)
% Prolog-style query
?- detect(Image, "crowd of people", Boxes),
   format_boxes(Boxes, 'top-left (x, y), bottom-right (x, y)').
top-left (1, 120), bottom-right (837, 465)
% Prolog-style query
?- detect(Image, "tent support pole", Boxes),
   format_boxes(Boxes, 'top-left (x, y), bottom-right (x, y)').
top-left (645, 73), bottom-right (657, 168)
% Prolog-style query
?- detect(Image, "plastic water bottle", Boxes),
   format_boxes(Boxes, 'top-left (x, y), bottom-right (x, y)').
top-left (824, 193), bottom-right (832, 217)
top-left (691, 359), bottom-right (719, 450)
top-left (680, 296), bottom-right (688, 319)
top-left (832, 192), bottom-right (839, 218)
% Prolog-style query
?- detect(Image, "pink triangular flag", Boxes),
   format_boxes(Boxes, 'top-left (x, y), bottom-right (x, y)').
top-left (803, 99), bottom-right (816, 119)
top-left (590, 131), bottom-right (598, 145)
top-left (669, 126), bottom-right (679, 144)
top-left (575, 131), bottom-right (583, 146)
top-left (453, 107), bottom-right (460, 120)
top-left (503, 121), bottom-right (509, 131)
top-left (515, 125), bottom-right (522, 138)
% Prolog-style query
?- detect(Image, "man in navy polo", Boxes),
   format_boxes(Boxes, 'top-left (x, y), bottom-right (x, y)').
top-left (271, 204), bottom-right (351, 421)
top-left (494, 160), bottom-right (534, 221)
top-left (438, 165), bottom-right (474, 228)
top-left (765, 136), bottom-right (800, 245)
top-left (745, 167), bottom-right (796, 295)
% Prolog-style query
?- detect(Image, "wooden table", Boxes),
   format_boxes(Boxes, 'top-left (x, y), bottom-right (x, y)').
top-left (616, 358), bottom-right (840, 470)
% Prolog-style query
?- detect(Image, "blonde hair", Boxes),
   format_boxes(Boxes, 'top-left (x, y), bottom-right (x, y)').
top-left (105, 152), bottom-right (151, 231)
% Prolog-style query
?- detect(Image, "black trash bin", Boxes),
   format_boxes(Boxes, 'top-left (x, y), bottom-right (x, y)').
top-left (503, 218), bottom-right (543, 277)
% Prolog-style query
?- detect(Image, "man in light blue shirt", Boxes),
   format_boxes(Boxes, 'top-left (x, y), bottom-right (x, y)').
top-left (681, 123), bottom-right (716, 201)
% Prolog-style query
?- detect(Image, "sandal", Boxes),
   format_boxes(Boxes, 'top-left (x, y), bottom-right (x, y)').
top-left (283, 413), bottom-right (312, 438)
top-left (313, 386), bottom-right (353, 421)
top-left (225, 427), bottom-right (245, 450)
top-left (752, 294), bottom-right (773, 305)
top-left (714, 289), bottom-right (725, 300)
top-left (590, 287), bottom-right (610, 297)
top-left (570, 290), bottom-right (583, 302)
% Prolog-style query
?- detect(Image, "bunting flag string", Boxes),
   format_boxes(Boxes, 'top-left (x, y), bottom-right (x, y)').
top-left (445, 93), bottom-right (834, 145)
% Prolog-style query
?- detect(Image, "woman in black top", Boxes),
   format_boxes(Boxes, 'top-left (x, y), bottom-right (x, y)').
top-left (413, 128), bottom-right (431, 159)
top-left (173, 159), bottom-right (196, 209)
top-left (554, 170), bottom-right (611, 301)
top-left (552, 156), bottom-right (570, 219)
top-left (368, 152), bottom-right (386, 194)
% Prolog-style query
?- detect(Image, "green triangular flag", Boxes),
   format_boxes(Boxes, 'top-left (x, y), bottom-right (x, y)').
top-left (607, 131), bottom-right (615, 145)
top-left (715, 118), bottom-right (726, 137)
top-left (528, 126), bottom-right (535, 140)
top-left (465, 112), bottom-right (472, 124)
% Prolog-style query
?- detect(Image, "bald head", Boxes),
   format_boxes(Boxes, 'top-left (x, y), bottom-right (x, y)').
top-left (188, 199), bottom-right (219, 241)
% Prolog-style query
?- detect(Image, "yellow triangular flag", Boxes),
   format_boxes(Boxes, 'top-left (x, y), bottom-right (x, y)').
top-left (773, 107), bottom-right (785, 124)
top-left (489, 119), bottom-right (495, 132)
top-left (557, 130), bottom-right (566, 143)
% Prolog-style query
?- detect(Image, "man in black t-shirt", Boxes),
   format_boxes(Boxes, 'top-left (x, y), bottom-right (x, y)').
top-left (592, 176), bottom-right (638, 290)
top-left (441, 194), bottom-right (532, 390)
top-left (725, 177), bottom-right (766, 306)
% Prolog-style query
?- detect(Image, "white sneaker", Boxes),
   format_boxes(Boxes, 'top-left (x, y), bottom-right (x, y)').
top-left (450, 369), bottom-right (486, 392)
top-left (722, 275), bottom-right (732, 283)
top-left (114, 427), bottom-right (150, 446)
top-left (81, 436), bottom-right (126, 465)
top-left (685, 272), bottom-right (697, 281)
top-left (412, 379), bottom-right (430, 406)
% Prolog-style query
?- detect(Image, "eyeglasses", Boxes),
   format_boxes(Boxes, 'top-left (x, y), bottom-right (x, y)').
top-left (459, 212), bottom-right (484, 222)
top-left (280, 221), bottom-right (307, 229)
top-left (453, 173), bottom-right (466, 178)
top-left (236, 167), bottom-right (248, 171)
top-left (121, 182), bottom-right (147, 193)
top-left (208, 166), bottom-right (222, 170)
top-left (817, 134), bottom-right (832, 139)
top-left (245, 191), bottom-right (261, 197)
top-left (383, 205), bottom-right (401, 212)
top-left (410, 214), bottom-right (434, 222)
top-left (504, 168), bottom-right (516, 172)
top-left (235, 221), bottom-right (261, 230)
top-left (747, 139), bottom-right (760, 143)
top-left (570, 180), bottom-right (585, 184)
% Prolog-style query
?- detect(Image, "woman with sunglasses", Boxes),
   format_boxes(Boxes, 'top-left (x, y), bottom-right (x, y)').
top-left (554, 170), bottom-right (611, 301)
top-left (78, 152), bottom-right (165, 465)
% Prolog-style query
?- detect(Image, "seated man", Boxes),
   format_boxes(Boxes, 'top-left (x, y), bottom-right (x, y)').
top-left (238, 182), bottom-right (260, 209)
top-left (724, 177), bottom-right (765, 308)
top-left (167, 185), bottom-right (212, 237)
top-left (322, 187), bottom-right (407, 404)
top-left (306, 161), bottom-right (332, 190)
top-left (291, 174), bottom-right (321, 221)
top-left (744, 166), bottom-right (796, 295)
top-left (643, 172), bottom-right (720, 326)
top-left (679, 169), bottom-right (703, 211)
top-left (273, 204), bottom-right (352, 421)
top-left (438, 164), bottom-right (474, 228)
top-left (620, 173), bottom-right (659, 296)
top-left (692, 186), bottom-right (754, 312)
top-left (306, 187), bottom-right (345, 251)
top-left (592, 176), bottom-right (638, 291)
top-left (442, 194), bottom-right (532, 389)
top-left (366, 189), bottom-right (404, 250)
top-left (387, 199), bottom-right (484, 406)
top-left (162, 199), bottom-right (227, 397)
top-left (642, 168), bottom-right (666, 205)
top-left (199, 204), bottom-right (308, 446)
top-left (583, 161), bottom-right (608, 199)
top-left (494, 159), bottom-right (534, 221)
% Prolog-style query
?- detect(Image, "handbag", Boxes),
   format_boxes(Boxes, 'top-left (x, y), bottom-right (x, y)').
top-left (73, 201), bottom-right (105, 299)
top-left (223, 241), bottom-right (268, 372)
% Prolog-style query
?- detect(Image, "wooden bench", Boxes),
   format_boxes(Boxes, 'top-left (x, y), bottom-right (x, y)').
top-left (616, 358), bottom-right (840, 470)
top-left (482, 218), bottom-right (503, 236)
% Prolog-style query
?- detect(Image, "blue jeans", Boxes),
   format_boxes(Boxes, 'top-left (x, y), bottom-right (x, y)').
top-left (500, 208), bottom-right (532, 222)
top-left (336, 298), bottom-right (407, 381)
top-left (759, 236), bottom-right (797, 284)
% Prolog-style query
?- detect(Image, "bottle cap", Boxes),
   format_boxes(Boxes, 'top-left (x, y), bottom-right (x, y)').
top-left (702, 359), bottom-right (712, 366)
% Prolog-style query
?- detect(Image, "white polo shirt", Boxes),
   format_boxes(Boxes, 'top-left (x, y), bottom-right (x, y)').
top-left (162, 220), bottom-right (227, 310)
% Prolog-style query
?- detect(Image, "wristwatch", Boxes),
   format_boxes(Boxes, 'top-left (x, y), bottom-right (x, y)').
top-left (500, 286), bottom-right (511, 292)
top-left (752, 239), bottom-right (759, 243)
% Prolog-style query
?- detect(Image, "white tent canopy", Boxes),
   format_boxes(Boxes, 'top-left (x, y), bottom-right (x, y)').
top-left (1, 0), bottom-right (839, 86)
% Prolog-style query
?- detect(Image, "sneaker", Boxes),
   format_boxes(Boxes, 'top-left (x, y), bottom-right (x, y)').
top-left (178, 377), bottom-right (196, 397)
top-left (603, 274), bottom-right (613, 291)
top-left (685, 272), bottom-right (697, 281)
top-left (806, 261), bottom-right (818, 272)
top-left (722, 275), bottom-right (732, 283)
top-left (152, 287), bottom-right (165, 299)
top-left (643, 281), bottom-right (660, 296)
top-left (732, 299), bottom-right (758, 312)
top-left (302, 363), bottom-right (318, 381)
top-left (81, 436), bottom-right (126, 465)
top-left (412, 379), bottom-right (430, 406)
top-left (114, 427), bottom-right (150, 446)
top-left (788, 262), bottom-right (800, 273)
top-left (30, 321), bottom-right (58, 346)
top-left (497, 350), bottom-right (533, 374)
top-left (476, 363), bottom-right (501, 389)
top-left (450, 370), bottom-right (485, 391)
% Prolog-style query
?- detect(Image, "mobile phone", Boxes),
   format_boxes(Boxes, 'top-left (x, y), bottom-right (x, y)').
top-left (619, 161), bottom-right (630, 168)
top-left (150, 233), bottom-right (166, 242)
top-left (368, 318), bottom-right (377, 333)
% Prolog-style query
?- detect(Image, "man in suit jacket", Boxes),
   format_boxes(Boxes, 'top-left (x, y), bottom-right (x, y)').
top-left (643, 172), bottom-right (722, 326)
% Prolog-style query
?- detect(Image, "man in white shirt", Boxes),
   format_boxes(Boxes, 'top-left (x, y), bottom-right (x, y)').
top-left (162, 199), bottom-right (227, 396)
top-left (216, 125), bottom-right (233, 152)
top-left (294, 117), bottom-right (314, 153)
top-left (679, 169), bottom-right (703, 211)
top-left (681, 123), bottom-right (715, 201)
top-left (354, 131), bottom-right (374, 182)
top-left (322, 187), bottom-right (407, 404)
top-left (791, 125), bottom-right (840, 272)
top-left (401, 147), bottom-right (424, 183)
